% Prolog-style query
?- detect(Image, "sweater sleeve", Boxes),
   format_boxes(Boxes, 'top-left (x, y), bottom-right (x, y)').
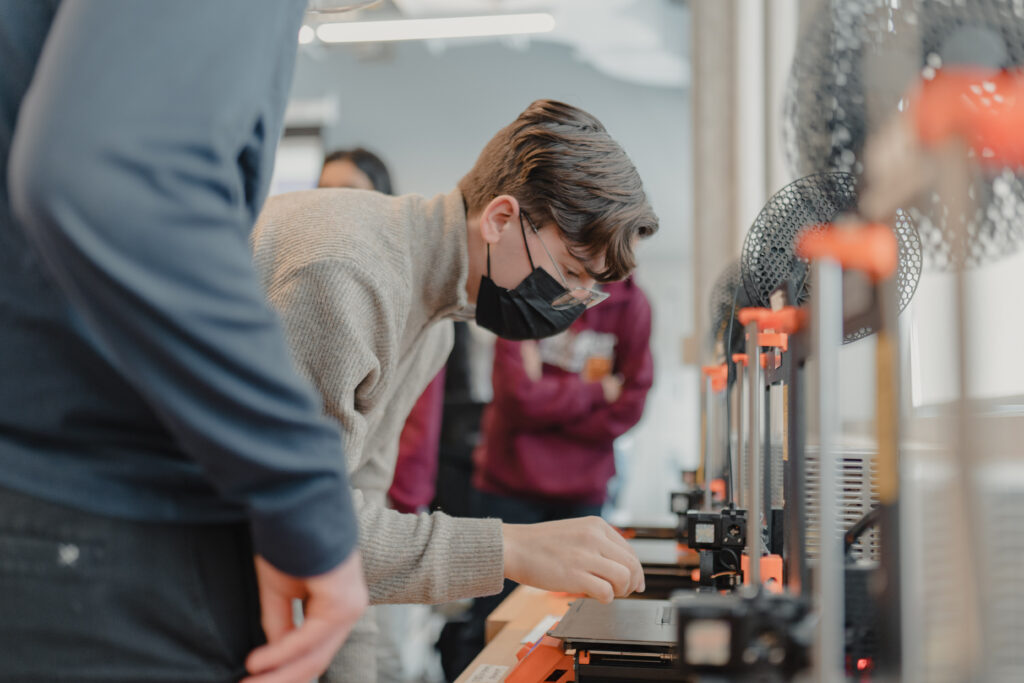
top-left (491, 338), bottom-right (606, 426)
top-left (559, 295), bottom-right (655, 443)
top-left (268, 260), bottom-right (505, 604)
top-left (357, 493), bottom-right (504, 604)
top-left (388, 370), bottom-right (446, 514)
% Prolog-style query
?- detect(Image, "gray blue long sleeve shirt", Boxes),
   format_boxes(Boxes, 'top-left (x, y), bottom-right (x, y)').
top-left (0, 0), bottom-right (358, 577)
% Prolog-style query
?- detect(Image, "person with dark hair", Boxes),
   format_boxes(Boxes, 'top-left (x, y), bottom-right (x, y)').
top-left (251, 99), bottom-right (659, 681)
top-left (0, 2), bottom-right (366, 682)
top-left (321, 147), bottom-right (394, 195)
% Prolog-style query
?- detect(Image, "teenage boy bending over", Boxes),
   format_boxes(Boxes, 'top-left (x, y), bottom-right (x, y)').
top-left (252, 99), bottom-right (659, 681)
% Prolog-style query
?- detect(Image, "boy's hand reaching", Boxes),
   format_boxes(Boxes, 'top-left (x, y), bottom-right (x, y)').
top-left (502, 517), bottom-right (644, 603)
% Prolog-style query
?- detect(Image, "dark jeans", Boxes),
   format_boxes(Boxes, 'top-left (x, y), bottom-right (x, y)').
top-left (441, 489), bottom-right (602, 681)
top-left (0, 486), bottom-right (263, 682)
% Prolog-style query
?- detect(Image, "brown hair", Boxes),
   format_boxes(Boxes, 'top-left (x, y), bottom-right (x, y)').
top-left (458, 99), bottom-right (658, 282)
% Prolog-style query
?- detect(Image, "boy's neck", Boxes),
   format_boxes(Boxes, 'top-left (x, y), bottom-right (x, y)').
top-left (464, 212), bottom-right (484, 305)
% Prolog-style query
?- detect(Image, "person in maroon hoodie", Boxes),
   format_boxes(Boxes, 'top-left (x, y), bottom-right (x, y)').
top-left (474, 275), bottom-right (653, 515)
top-left (453, 276), bottom-right (653, 672)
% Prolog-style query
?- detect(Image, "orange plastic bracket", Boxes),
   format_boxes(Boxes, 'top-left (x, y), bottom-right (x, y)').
top-left (702, 364), bottom-right (727, 379)
top-left (760, 306), bottom-right (807, 335)
top-left (913, 67), bottom-right (1024, 167)
top-left (737, 307), bottom-right (772, 328)
top-left (507, 631), bottom-right (576, 683)
top-left (731, 353), bottom-right (769, 369)
top-left (796, 223), bottom-right (898, 282)
top-left (758, 332), bottom-right (789, 352)
top-left (702, 364), bottom-right (729, 393)
top-left (738, 308), bottom-right (797, 347)
top-left (741, 554), bottom-right (785, 593)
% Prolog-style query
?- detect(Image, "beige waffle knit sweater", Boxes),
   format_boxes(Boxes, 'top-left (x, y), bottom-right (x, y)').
top-left (251, 187), bottom-right (503, 608)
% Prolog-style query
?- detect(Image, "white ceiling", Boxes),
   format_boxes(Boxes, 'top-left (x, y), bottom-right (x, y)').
top-left (304, 0), bottom-right (690, 89)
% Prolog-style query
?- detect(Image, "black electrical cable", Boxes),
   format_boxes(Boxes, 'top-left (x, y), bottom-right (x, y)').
top-left (725, 282), bottom-right (741, 374)
top-left (844, 507), bottom-right (881, 556)
top-left (722, 547), bottom-right (741, 572)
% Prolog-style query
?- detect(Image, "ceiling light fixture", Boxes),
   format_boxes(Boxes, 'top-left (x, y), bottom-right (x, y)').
top-left (314, 12), bottom-right (555, 44)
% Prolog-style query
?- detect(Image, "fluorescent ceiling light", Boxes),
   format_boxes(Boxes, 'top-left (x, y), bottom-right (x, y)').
top-left (315, 13), bottom-right (556, 44)
top-left (298, 25), bottom-right (316, 44)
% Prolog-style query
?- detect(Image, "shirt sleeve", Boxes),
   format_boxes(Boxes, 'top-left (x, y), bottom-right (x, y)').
top-left (267, 259), bottom-right (505, 604)
top-left (490, 338), bottom-right (607, 426)
top-left (7, 0), bottom-right (357, 578)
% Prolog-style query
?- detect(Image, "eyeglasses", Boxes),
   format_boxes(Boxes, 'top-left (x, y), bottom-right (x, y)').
top-left (521, 211), bottom-right (610, 310)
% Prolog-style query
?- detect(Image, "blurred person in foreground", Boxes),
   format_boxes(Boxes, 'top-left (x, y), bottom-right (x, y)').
top-left (0, 3), bottom-right (366, 681)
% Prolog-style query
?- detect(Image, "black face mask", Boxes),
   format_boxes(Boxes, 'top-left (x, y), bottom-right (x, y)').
top-left (474, 219), bottom-right (586, 340)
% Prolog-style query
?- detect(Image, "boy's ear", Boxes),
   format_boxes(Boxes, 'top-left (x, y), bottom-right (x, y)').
top-left (479, 194), bottom-right (520, 245)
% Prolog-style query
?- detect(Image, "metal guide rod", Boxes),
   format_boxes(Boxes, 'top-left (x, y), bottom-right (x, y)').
top-left (812, 259), bottom-right (843, 683)
top-left (876, 273), bottom-right (903, 680)
top-left (745, 321), bottom-right (761, 587)
top-left (784, 350), bottom-right (808, 594)
top-left (763, 385), bottom-right (773, 534)
top-left (875, 142), bottom-right (983, 681)
top-left (953, 260), bottom-right (986, 683)
top-left (733, 366), bottom-right (745, 508)
top-left (703, 374), bottom-right (714, 512)
top-left (944, 148), bottom-right (985, 682)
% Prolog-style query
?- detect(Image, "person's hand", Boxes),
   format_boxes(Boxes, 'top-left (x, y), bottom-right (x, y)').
top-left (520, 341), bottom-right (542, 381)
top-left (502, 517), bottom-right (644, 604)
top-left (243, 551), bottom-right (368, 683)
top-left (601, 374), bottom-right (623, 403)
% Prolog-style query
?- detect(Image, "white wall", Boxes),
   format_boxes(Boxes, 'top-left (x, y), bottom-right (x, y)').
top-left (910, 249), bottom-right (1024, 405)
top-left (832, 247), bottom-right (1024, 433)
top-left (288, 40), bottom-right (690, 261)
top-left (284, 37), bottom-right (694, 522)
